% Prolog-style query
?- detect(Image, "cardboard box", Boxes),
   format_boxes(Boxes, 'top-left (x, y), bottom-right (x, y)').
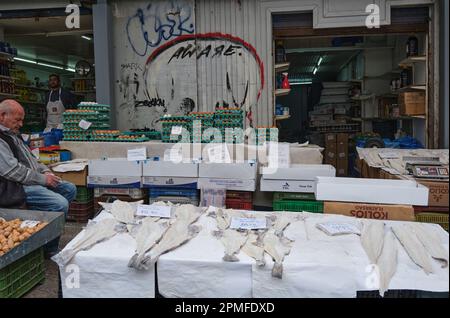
top-left (325, 134), bottom-right (337, 147)
top-left (199, 161), bottom-right (257, 179)
top-left (142, 177), bottom-right (198, 189)
top-left (324, 202), bottom-right (415, 221)
top-left (315, 177), bottom-right (429, 206)
top-left (260, 178), bottom-right (315, 193)
top-left (336, 133), bottom-right (348, 144)
top-left (87, 176), bottom-right (142, 188)
top-left (416, 180), bottom-right (449, 207)
top-left (52, 167), bottom-right (88, 186)
top-left (261, 164), bottom-right (336, 180)
top-left (336, 159), bottom-right (348, 177)
top-left (399, 91), bottom-right (426, 116)
top-left (197, 178), bottom-right (256, 191)
top-left (89, 159), bottom-right (143, 177)
top-left (142, 160), bottom-right (198, 178)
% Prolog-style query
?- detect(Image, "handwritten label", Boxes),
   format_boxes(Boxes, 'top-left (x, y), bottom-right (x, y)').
top-left (171, 126), bottom-right (183, 135)
top-left (316, 222), bottom-right (361, 236)
top-left (78, 119), bottom-right (92, 130)
top-left (230, 217), bottom-right (267, 230)
top-left (207, 144), bottom-right (231, 163)
top-left (20, 220), bottom-right (40, 229)
top-left (127, 147), bottom-right (147, 161)
top-left (136, 204), bottom-right (172, 218)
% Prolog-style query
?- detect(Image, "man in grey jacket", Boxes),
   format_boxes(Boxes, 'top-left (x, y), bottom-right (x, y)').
top-left (0, 99), bottom-right (76, 215)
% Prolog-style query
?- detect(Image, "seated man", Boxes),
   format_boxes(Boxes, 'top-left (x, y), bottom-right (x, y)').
top-left (0, 99), bottom-right (76, 254)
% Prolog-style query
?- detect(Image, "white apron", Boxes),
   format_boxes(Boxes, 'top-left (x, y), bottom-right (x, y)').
top-left (46, 88), bottom-right (65, 129)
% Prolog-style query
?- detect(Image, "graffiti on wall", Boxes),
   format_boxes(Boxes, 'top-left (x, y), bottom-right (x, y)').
top-left (117, 1), bottom-right (264, 130)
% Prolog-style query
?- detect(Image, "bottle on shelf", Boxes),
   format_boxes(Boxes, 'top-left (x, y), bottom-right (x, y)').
top-left (406, 35), bottom-right (419, 57)
top-left (275, 40), bottom-right (286, 64)
top-left (281, 72), bottom-right (290, 89)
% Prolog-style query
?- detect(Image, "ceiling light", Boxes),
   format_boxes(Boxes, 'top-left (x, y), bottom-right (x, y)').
top-left (313, 67), bottom-right (318, 75)
top-left (66, 68), bottom-right (76, 73)
top-left (290, 81), bottom-right (313, 86)
top-left (317, 57), bottom-right (323, 66)
top-left (81, 35), bottom-right (92, 41)
top-left (14, 57), bottom-right (37, 64)
top-left (37, 62), bottom-right (64, 70)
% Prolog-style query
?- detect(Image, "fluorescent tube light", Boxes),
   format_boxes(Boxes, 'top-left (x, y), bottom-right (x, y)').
top-left (81, 35), bottom-right (92, 41)
top-left (290, 81), bottom-right (313, 86)
top-left (37, 62), bottom-right (64, 70)
top-left (14, 57), bottom-right (37, 64)
top-left (317, 57), bottom-right (323, 66)
top-left (313, 67), bottom-right (318, 75)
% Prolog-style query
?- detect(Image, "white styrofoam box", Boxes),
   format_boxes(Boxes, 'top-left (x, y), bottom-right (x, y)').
top-left (142, 160), bottom-right (198, 178)
top-left (197, 178), bottom-right (256, 192)
top-left (261, 164), bottom-right (336, 181)
top-left (88, 159), bottom-right (142, 177)
top-left (142, 177), bottom-right (198, 189)
top-left (199, 161), bottom-right (257, 179)
top-left (315, 177), bottom-right (429, 206)
top-left (260, 178), bottom-right (315, 193)
top-left (87, 176), bottom-right (142, 188)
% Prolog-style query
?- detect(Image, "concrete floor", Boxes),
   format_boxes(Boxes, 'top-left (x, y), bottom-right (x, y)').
top-left (23, 222), bottom-right (84, 298)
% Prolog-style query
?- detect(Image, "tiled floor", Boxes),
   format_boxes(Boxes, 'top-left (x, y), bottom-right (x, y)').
top-left (23, 222), bottom-right (84, 298)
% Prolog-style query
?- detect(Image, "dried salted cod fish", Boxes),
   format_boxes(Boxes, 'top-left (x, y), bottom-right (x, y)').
top-left (411, 223), bottom-right (448, 268)
top-left (263, 230), bottom-right (292, 279)
top-left (377, 229), bottom-right (398, 297)
top-left (361, 221), bottom-right (385, 264)
top-left (217, 229), bottom-right (248, 262)
top-left (242, 232), bottom-right (266, 266)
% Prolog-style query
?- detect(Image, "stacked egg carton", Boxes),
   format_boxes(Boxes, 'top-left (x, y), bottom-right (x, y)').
top-left (161, 115), bottom-right (192, 143)
top-left (189, 112), bottom-right (215, 143)
top-left (213, 108), bottom-right (244, 144)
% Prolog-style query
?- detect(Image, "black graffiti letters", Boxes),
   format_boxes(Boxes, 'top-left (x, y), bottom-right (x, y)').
top-left (168, 43), bottom-right (242, 64)
top-left (135, 98), bottom-right (166, 108)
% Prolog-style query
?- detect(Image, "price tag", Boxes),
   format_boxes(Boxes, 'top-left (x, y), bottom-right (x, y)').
top-left (207, 144), bottom-right (231, 163)
top-left (31, 134), bottom-right (40, 140)
top-left (21, 134), bottom-right (30, 142)
top-left (316, 222), bottom-right (361, 236)
top-left (79, 119), bottom-right (92, 130)
top-left (136, 204), bottom-right (172, 218)
top-left (20, 220), bottom-right (40, 229)
top-left (230, 217), bottom-right (267, 230)
top-left (171, 126), bottom-right (183, 135)
top-left (127, 147), bottom-right (147, 161)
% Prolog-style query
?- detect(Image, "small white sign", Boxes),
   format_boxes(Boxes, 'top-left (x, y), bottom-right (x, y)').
top-left (31, 134), bottom-right (40, 140)
top-left (127, 147), bottom-right (147, 161)
top-left (171, 126), bottom-right (183, 135)
top-left (136, 204), bottom-right (172, 218)
top-left (20, 220), bottom-right (40, 229)
top-left (78, 119), bottom-right (92, 130)
top-left (230, 217), bottom-right (267, 230)
top-left (21, 134), bottom-right (30, 142)
top-left (57, 124), bottom-right (64, 129)
top-left (207, 144), bottom-right (231, 163)
top-left (43, 127), bottom-right (52, 133)
top-left (163, 148), bottom-right (183, 163)
top-left (316, 222), bottom-right (361, 236)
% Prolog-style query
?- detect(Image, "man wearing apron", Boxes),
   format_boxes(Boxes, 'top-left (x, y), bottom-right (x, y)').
top-left (46, 74), bottom-right (77, 129)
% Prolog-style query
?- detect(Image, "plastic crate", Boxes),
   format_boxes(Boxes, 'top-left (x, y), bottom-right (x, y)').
top-left (149, 188), bottom-right (199, 198)
top-left (94, 187), bottom-right (147, 199)
top-left (273, 200), bottom-right (323, 213)
top-left (68, 201), bottom-right (94, 223)
top-left (273, 192), bottom-right (316, 201)
top-left (226, 199), bottom-right (253, 211)
top-left (75, 187), bottom-right (93, 203)
top-left (226, 191), bottom-right (253, 201)
top-left (415, 213), bottom-right (449, 232)
top-left (0, 248), bottom-right (45, 298)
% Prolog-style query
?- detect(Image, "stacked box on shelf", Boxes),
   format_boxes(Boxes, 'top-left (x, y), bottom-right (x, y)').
top-left (226, 191), bottom-right (253, 210)
top-left (161, 115), bottom-right (192, 143)
top-left (273, 192), bottom-right (323, 213)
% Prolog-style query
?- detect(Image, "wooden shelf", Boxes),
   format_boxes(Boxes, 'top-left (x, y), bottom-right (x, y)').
top-left (274, 62), bottom-right (290, 73)
top-left (0, 52), bottom-right (14, 61)
top-left (398, 55), bottom-right (427, 67)
top-left (0, 92), bottom-right (20, 98)
top-left (351, 94), bottom-right (374, 101)
top-left (0, 75), bottom-right (17, 81)
top-left (15, 84), bottom-right (48, 91)
top-left (397, 85), bottom-right (426, 92)
top-left (275, 89), bottom-right (291, 97)
top-left (17, 100), bottom-right (45, 105)
top-left (274, 115), bottom-right (291, 121)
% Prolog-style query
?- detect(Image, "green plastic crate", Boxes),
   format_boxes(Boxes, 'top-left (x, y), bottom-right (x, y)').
top-left (75, 186), bottom-right (93, 203)
top-left (273, 192), bottom-right (316, 201)
top-left (0, 248), bottom-right (45, 298)
top-left (273, 200), bottom-right (323, 213)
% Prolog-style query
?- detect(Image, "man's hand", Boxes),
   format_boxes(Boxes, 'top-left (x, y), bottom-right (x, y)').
top-left (45, 174), bottom-right (62, 188)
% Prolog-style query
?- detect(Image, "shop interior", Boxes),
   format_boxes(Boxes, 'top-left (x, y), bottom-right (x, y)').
top-left (0, 13), bottom-right (95, 133)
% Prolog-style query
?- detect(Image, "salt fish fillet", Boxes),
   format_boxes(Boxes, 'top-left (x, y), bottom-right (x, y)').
top-left (215, 208), bottom-right (231, 231)
top-left (128, 218), bottom-right (169, 269)
top-left (263, 230), bottom-right (292, 279)
top-left (271, 214), bottom-right (292, 237)
top-left (218, 229), bottom-right (248, 262)
top-left (242, 232), bottom-right (265, 266)
top-left (361, 221), bottom-right (385, 264)
top-left (411, 223), bottom-right (449, 268)
top-left (110, 200), bottom-right (136, 224)
top-left (52, 218), bottom-right (119, 266)
top-left (377, 230), bottom-right (398, 297)
top-left (392, 224), bottom-right (434, 274)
